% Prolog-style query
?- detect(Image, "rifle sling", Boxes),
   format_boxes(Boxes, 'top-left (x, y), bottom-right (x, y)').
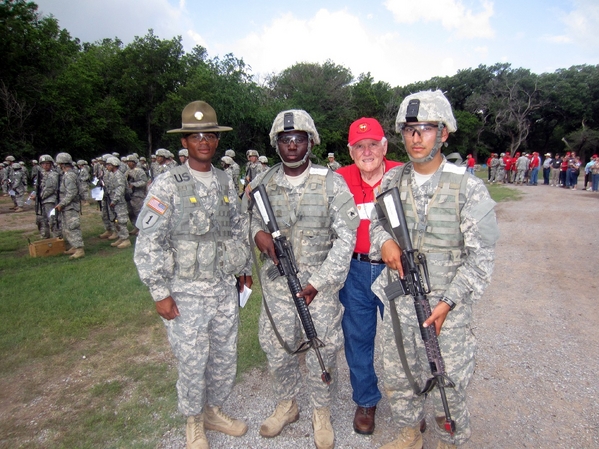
top-left (387, 270), bottom-right (421, 395)
top-left (248, 206), bottom-right (302, 356)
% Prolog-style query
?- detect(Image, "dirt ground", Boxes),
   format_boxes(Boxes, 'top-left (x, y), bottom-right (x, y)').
top-left (2, 180), bottom-right (599, 448)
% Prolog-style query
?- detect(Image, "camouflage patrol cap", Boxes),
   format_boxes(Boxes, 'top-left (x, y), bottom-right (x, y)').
top-left (225, 149), bottom-right (235, 158)
top-left (5, 155), bottom-right (15, 162)
top-left (167, 101), bottom-right (233, 134)
top-left (77, 160), bottom-right (86, 165)
top-left (221, 156), bottom-right (234, 165)
top-left (178, 149), bottom-right (188, 157)
top-left (106, 156), bottom-right (120, 166)
top-left (39, 154), bottom-right (54, 163)
top-left (155, 148), bottom-right (169, 157)
top-left (396, 90), bottom-right (457, 133)
top-left (55, 152), bottom-right (73, 165)
top-left (269, 109), bottom-right (321, 148)
top-left (246, 149), bottom-right (259, 157)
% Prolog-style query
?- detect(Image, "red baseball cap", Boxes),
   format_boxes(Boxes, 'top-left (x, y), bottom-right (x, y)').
top-left (348, 117), bottom-right (385, 146)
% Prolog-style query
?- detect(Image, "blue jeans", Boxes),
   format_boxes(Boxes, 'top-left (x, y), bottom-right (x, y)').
top-left (529, 167), bottom-right (539, 185)
top-left (339, 257), bottom-right (384, 407)
top-left (592, 173), bottom-right (599, 191)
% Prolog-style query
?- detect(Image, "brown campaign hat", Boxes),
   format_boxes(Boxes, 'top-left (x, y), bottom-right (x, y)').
top-left (167, 101), bottom-right (233, 134)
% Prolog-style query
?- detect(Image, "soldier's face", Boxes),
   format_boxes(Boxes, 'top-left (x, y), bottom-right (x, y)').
top-left (182, 133), bottom-right (219, 164)
top-left (277, 131), bottom-right (309, 164)
top-left (402, 122), bottom-right (448, 163)
top-left (41, 162), bottom-right (52, 171)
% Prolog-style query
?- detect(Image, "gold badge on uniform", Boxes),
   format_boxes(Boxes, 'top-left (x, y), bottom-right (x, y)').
top-left (223, 195), bottom-right (229, 203)
top-left (189, 197), bottom-right (197, 203)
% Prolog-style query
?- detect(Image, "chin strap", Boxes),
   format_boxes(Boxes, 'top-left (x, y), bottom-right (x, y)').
top-left (404, 123), bottom-right (446, 164)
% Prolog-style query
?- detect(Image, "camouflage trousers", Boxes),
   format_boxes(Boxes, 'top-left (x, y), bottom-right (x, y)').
top-left (379, 303), bottom-right (475, 446)
top-left (163, 287), bottom-right (239, 417)
top-left (259, 269), bottom-right (343, 409)
top-left (111, 203), bottom-right (129, 240)
top-left (60, 209), bottom-right (83, 248)
top-left (515, 169), bottom-right (526, 183)
top-left (101, 198), bottom-right (115, 232)
top-left (127, 196), bottom-right (144, 225)
top-left (36, 202), bottom-right (58, 238)
top-left (12, 191), bottom-right (24, 207)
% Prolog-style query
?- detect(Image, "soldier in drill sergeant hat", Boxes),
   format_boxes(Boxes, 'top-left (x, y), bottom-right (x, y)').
top-left (247, 109), bottom-right (359, 449)
top-left (133, 101), bottom-right (253, 449)
top-left (369, 90), bottom-right (499, 449)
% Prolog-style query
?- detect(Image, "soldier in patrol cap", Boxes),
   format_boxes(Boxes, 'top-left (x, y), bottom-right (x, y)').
top-left (133, 100), bottom-right (253, 449)
top-left (327, 153), bottom-right (341, 171)
top-left (370, 90), bottom-right (499, 449)
top-left (247, 109), bottom-right (359, 449)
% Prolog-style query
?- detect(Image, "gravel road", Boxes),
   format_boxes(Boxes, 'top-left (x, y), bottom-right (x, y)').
top-left (161, 183), bottom-right (599, 449)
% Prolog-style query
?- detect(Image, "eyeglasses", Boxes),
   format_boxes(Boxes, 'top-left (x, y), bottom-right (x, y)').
top-left (277, 135), bottom-right (308, 145)
top-left (401, 124), bottom-right (438, 138)
top-left (187, 133), bottom-right (219, 143)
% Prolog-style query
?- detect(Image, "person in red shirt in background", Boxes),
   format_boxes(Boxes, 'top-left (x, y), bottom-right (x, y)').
top-left (486, 154), bottom-right (493, 181)
top-left (511, 152), bottom-right (520, 183)
top-left (503, 152), bottom-right (513, 183)
top-left (529, 151), bottom-right (541, 185)
top-left (336, 118), bottom-right (402, 436)
top-left (466, 154), bottom-right (475, 174)
top-left (560, 152), bottom-right (571, 187)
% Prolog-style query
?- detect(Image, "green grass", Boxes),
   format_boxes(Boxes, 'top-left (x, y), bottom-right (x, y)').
top-left (0, 202), bottom-right (265, 449)
top-left (475, 170), bottom-right (523, 202)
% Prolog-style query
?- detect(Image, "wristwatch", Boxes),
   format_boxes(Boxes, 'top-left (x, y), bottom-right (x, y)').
top-left (440, 297), bottom-right (456, 311)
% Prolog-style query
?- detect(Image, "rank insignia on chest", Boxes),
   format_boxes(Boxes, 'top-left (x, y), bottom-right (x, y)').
top-left (223, 195), bottom-right (229, 203)
top-left (189, 197), bottom-right (197, 204)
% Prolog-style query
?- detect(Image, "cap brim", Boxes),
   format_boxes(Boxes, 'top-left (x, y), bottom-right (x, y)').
top-left (167, 125), bottom-right (233, 134)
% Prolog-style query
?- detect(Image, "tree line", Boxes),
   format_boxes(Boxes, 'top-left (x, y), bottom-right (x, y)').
top-left (2, 0), bottom-right (599, 167)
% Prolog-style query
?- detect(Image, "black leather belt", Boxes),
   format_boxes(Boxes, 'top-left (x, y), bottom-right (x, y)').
top-left (352, 252), bottom-right (384, 265)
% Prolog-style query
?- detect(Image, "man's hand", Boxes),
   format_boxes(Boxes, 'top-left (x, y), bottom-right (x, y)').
top-left (423, 301), bottom-right (451, 336)
top-left (298, 284), bottom-right (318, 306)
top-left (237, 275), bottom-right (254, 292)
top-left (55, 205), bottom-right (62, 212)
top-left (155, 296), bottom-right (180, 320)
top-left (254, 230), bottom-right (278, 264)
top-left (381, 239), bottom-right (404, 278)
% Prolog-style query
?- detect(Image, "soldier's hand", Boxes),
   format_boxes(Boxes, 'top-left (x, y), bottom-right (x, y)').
top-left (109, 203), bottom-right (115, 209)
top-left (298, 284), bottom-right (318, 306)
top-left (381, 239), bottom-right (404, 278)
top-left (237, 275), bottom-right (253, 292)
top-left (254, 230), bottom-right (278, 264)
top-left (55, 205), bottom-right (62, 212)
top-left (155, 296), bottom-right (180, 320)
top-left (423, 301), bottom-right (451, 336)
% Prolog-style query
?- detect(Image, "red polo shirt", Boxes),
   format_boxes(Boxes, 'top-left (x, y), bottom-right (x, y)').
top-left (337, 158), bottom-right (402, 254)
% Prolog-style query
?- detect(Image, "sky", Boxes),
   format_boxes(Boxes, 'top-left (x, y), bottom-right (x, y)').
top-left (33, 0), bottom-right (599, 87)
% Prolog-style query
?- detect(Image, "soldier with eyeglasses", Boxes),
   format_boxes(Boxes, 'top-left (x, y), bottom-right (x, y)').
top-left (369, 90), bottom-right (499, 449)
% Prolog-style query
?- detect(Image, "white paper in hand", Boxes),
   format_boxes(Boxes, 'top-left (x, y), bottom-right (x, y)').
top-left (239, 286), bottom-right (252, 308)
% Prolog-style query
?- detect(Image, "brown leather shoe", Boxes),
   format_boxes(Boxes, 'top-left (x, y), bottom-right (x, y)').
top-left (353, 405), bottom-right (376, 435)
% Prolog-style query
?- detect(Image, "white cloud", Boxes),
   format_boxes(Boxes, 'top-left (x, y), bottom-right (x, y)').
top-left (384, 0), bottom-right (495, 39)
top-left (232, 8), bottom-right (459, 87)
top-left (561, 0), bottom-right (599, 47)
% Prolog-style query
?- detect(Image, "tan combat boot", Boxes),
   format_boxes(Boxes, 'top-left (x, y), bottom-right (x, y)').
top-left (380, 424), bottom-right (423, 449)
top-left (98, 230), bottom-right (112, 239)
top-left (64, 247), bottom-right (77, 255)
top-left (186, 414), bottom-right (209, 449)
top-left (437, 441), bottom-right (457, 449)
top-left (312, 407), bottom-right (334, 449)
top-left (203, 405), bottom-right (247, 437)
top-left (259, 398), bottom-right (300, 438)
top-left (107, 232), bottom-right (119, 240)
top-left (116, 239), bottom-right (131, 249)
top-left (110, 239), bottom-right (123, 247)
top-left (69, 248), bottom-right (85, 260)
top-left (13, 207), bottom-right (23, 212)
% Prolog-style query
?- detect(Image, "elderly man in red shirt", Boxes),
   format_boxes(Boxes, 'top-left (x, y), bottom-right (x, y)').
top-left (337, 118), bottom-right (402, 435)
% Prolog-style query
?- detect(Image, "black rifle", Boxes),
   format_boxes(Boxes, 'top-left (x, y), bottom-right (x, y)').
top-left (250, 184), bottom-right (331, 384)
top-left (35, 171), bottom-right (43, 216)
top-left (375, 187), bottom-right (456, 435)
